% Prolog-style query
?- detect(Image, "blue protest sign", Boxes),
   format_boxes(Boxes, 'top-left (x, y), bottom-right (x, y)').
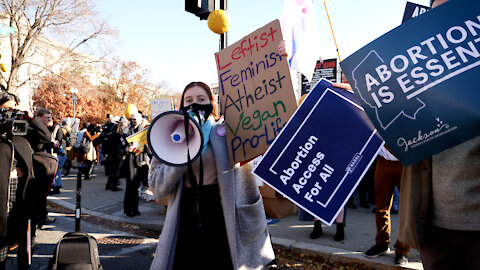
top-left (340, 0), bottom-right (480, 166)
top-left (402, 2), bottom-right (430, 23)
top-left (253, 79), bottom-right (383, 225)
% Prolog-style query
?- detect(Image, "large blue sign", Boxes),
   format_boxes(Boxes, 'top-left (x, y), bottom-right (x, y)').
top-left (340, 0), bottom-right (480, 166)
top-left (253, 79), bottom-right (383, 225)
top-left (402, 2), bottom-right (430, 24)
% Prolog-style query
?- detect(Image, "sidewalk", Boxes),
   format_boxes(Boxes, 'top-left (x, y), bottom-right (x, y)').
top-left (48, 166), bottom-right (423, 270)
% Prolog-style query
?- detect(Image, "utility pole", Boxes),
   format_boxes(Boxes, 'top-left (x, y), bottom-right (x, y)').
top-left (219, 0), bottom-right (228, 50)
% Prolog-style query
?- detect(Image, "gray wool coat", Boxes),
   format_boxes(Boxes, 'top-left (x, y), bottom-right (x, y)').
top-left (148, 123), bottom-right (275, 270)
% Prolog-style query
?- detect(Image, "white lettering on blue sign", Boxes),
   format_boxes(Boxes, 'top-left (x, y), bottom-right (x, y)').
top-left (280, 135), bottom-right (318, 185)
top-left (303, 164), bottom-right (335, 203)
top-left (292, 151), bottom-right (325, 194)
top-left (346, 153), bottom-right (363, 174)
top-left (363, 14), bottom-right (480, 110)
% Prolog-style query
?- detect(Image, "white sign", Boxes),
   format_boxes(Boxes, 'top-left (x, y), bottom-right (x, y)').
top-left (150, 98), bottom-right (173, 118)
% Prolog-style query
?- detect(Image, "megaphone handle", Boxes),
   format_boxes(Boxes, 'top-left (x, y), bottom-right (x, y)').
top-left (182, 110), bottom-right (205, 227)
top-left (198, 152), bottom-right (204, 186)
top-left (193, 110), bottom-right (204, 187)
top-left (183, 110), bottom-right (198, 189)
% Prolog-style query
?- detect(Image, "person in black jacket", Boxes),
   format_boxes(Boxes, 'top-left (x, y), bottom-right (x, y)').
top-left (0, 92), bottom-right (51, 270)
top-left (36, 108), bottom-right (64, 194)
top-left (101, 114), bottom-right (122, 191)
top-left (122, 112), bottom-right (150, 217)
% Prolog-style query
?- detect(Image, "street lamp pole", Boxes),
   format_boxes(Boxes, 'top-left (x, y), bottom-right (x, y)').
top-left (72, 95), bottom-right (77, 119)
top-left (69, 87), bottom-right (81, 231)
top-left (69, 88), bottom-right (78, 119)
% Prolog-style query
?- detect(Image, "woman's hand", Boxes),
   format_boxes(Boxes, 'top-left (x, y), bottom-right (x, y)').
top-left (332, 82), bottom-right (353, 92)
top-left (278, 40), bottom-right (288, 57)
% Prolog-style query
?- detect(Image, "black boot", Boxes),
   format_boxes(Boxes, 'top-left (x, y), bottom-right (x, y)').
top-left (309, 220), bottom-right (323, 239)
top-left (51, 186), bottom-right (61, 195)
top-left (347, 198), bottom-right (356, 209)
top-left (334, 223), bottom-right (344, 241)
top-left (359, 200), bottom-right (370, 208)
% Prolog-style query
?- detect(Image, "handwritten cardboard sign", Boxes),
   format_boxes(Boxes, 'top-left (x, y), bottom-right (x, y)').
top-left (215, 19), bottom-right (297, 164)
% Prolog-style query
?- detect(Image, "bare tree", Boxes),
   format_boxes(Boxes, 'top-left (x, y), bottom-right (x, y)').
top-left (143, 81), bottom-right (173, 101)
top-left (99, 56), bottom-right (176, 116)
top-left (100, 57), bottom-right (150, 104)
top-left (0, 0), bottom-right (114, 93)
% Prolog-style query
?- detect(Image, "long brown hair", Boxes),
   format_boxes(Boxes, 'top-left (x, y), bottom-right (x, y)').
top-left (180, 82), bottom-right (219, 120)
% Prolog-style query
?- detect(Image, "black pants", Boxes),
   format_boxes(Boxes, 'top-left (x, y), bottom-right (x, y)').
top-left (173, 185), bottom-right (233, 270)
top-left (63, 160), bottom-right (72, 176)
top-left (124, 166), bottom-right (146, 215)
top-left (359, 159), bottom-right (376, 204)
top-left (3, 216), bottom-right (36, 270)
top-left (105, 155), bottom-right (120, 189)
top-left (81, 160), bottom-right (94, 179)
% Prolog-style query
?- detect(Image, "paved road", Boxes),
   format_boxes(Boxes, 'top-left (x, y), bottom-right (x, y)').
top-left (6, 212), bottom-right (157, 270)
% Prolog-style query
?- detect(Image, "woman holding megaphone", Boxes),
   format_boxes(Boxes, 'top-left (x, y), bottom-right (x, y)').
top-left (148, 82), bottom-right (275, 270)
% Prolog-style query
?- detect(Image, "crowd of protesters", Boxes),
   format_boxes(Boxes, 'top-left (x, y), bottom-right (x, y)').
top-left (0, 92), bottom-right (154, 268)
top-left (61, 112), bottom-right (153, 219)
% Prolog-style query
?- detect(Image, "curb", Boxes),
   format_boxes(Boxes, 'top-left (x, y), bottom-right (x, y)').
top-left (47, 196), bottom-right (164, 232)
top-left (271, 237), bottom-right (421, 270)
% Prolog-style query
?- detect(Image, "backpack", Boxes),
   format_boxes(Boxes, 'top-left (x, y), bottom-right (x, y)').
top-left (31, 152), bottom-right (58, 196)
top-left (49, 232), bottom-right (103, 270)
top-left (78, 137), bottom-right (91, 154)
top-left (67, 130), bottom-right (77, 147)
top-left (63, 127), bottom-right (76, 148)
top-left (74, 131), bottom-right (91, 154)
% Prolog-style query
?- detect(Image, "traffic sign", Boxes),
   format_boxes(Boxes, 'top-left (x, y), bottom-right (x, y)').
top-left (0, 23), bottom-right (15, 36)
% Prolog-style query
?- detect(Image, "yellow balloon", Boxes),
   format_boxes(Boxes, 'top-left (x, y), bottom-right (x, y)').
top-left (0, 63), bottom-right (6, 73)
top-left (125, 104), bottom-right (138, 120)
top-left (207, 10), bottom-right (230, 35)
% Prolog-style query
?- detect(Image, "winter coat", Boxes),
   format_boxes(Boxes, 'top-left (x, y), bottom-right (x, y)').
top-left (148, 123), bottom-right (275, 270)
top-left (123, 121), bottom-right (150, 181)
top-left (76, 129), bottom-right (99, 162)
top-left (45, 123), bottom-right (64, 154)
top-left (100, 121), bottom-right (118, 156)
top-left (398, 136), bottom-right (480, 250)
top-left (397, 157), bottom-right (431, 251)
top-left (0, 118), bottom-right (50, 243)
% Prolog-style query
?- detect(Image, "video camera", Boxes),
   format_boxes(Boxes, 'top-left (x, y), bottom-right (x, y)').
top-left (0, 108), bottom-right (29, 136)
